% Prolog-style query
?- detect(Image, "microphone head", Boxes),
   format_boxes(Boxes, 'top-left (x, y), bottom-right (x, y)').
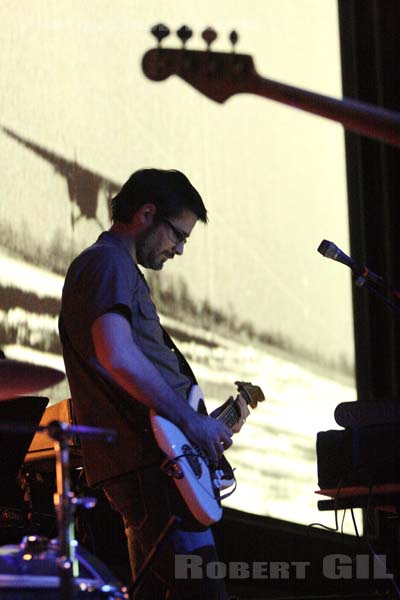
top-left (317, 240), bottom-right (357, 272)
top-left (318, 240), bottom-right (337, 259)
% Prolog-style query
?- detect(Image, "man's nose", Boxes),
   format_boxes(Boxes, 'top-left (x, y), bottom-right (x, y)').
top-left (174, 241), bottom-right (185, 256)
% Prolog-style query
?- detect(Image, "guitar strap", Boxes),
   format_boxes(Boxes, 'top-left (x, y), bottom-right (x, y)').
top-left (131, 264), bottom-right (191, 379)
top-left (135, 263), bottom-right (205, 409)
top-left (161, 326), bottom-right (197, 385)
top-left (160, 326), bottom-right (208, 416)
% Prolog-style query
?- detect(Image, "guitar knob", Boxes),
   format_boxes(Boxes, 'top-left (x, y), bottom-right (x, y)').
top-left (229, 30), bottom-right (239, 50)
top-left (202, 27), bottom-right (217, 50)
top-left (151, 23), bottom-right (170, 47)
top-left (212, 469), bottom-right (224, 490)
top-left (177, 25), bottom-right (193, 48)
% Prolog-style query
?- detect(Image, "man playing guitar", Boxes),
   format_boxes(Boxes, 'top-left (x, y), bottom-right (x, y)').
top-left (59, 168), bottom-right (249, 599)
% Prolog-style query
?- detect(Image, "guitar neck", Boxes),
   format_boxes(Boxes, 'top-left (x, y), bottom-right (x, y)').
top-left (244, 73), bottom-right (400, 147)
top-left (211, 383), bottom-right (263, 428)
top-left (143, 44), bottom-right (400, 149)
top-left (215, 399), bottom-right (240, 429)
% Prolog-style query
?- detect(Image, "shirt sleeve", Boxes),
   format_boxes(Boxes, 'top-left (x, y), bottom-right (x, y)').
top-left (72, 247), bottom-right (139, 327)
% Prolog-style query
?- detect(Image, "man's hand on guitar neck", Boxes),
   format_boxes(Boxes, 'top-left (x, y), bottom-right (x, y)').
top-left (210, 395), bottom-right (250, 434)
top-left (232, 395), bottom-right (250, 433)
top-left (183, 412), bottom-right (233, 463)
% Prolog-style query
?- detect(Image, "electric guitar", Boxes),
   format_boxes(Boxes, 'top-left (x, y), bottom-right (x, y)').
top-left (150, 381), bottom-right (264, 526)
top-left (142, 24), bottom-right (400, 148)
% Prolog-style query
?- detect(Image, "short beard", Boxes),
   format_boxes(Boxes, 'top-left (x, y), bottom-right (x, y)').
top-left (136, 224), bottom-right (164, 270)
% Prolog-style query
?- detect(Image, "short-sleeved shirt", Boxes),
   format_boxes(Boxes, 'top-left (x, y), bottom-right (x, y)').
top-left (59, 231), bottom-right (192, 486)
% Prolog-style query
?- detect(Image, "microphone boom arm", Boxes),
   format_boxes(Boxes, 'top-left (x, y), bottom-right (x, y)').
top-left (318, 239), bottom-right (400, 316)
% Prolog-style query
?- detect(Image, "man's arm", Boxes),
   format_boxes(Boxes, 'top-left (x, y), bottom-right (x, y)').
top-left (91, 312), bottom-right (232, 462)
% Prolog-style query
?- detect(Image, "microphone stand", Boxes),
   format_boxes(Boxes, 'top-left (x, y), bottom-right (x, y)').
top-left (318, 240), bottom-right (400, 316)
top-left (351, 272), bottom-right (400, 317)
top-left (361, 282), bottom-right (400, 317)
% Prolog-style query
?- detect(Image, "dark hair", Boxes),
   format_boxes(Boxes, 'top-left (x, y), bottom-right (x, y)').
top-left (111, 168), bottom-right (208, 224)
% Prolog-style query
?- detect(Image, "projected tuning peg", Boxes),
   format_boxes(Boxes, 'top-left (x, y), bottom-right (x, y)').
top-left (229, 30), bottom-right (239, 51)
top-left (151, 23), bottom-right (170, 47)
top-left (177, 25), bottom-right (193, 48)
top-left (202, 27), bottom-right (217, 50)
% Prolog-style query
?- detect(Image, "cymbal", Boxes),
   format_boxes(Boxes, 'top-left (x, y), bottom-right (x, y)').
top-left (0, 359), bottom-right (65, 400)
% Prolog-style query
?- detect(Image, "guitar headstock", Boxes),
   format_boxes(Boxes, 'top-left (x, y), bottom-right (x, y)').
top-left (142, 24), bottom-right (257, 104)
top-left (235, 381), bottom-right (265, 409)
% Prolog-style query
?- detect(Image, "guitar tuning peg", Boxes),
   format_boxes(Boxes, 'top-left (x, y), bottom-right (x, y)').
top-left (229, 30), bottom-right (239, 50)
top-left (151, 23), bottom-right (170, 47)
top-left (202, 27), bottom-right (217, 50)
top-left (177, 25), bottom-right (193, 48)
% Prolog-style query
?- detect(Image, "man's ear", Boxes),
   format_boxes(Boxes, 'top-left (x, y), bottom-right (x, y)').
top-left (137, 203), bottom-right (157, 225)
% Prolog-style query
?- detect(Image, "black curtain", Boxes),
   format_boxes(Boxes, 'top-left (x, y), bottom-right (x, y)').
top-left (338, 0), bottom-right (400, 402)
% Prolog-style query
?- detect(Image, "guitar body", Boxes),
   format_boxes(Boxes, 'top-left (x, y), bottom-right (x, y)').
top-left (150, 382), bottom-right (264, 526)
top-left (150, 385), bottom-right (224, 526)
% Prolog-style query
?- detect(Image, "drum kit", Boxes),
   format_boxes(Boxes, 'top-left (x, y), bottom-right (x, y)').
top-left (0, 356), bottom-right (129, 599)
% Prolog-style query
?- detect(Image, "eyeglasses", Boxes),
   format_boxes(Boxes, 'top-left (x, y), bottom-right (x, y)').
top-left (162, 219), bottom-right (188, 245)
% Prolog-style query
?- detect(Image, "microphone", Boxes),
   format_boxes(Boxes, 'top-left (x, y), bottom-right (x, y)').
top-left (317, 240), bottom-right (385, 286)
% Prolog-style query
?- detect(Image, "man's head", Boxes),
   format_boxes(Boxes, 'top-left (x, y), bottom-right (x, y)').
top-left (111, 169), bottom-right (207, 270)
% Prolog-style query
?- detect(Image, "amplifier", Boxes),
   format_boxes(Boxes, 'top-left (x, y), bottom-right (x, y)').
top-left (335, 400), bottom-right (400, 427)
top-left (25, 398), bottom-right (81, 469)
top-left (317, 424), bottom-right (400, 489)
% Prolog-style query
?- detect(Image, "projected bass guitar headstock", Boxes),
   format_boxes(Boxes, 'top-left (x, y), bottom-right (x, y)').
top-left (142, 23), bottom-right (257, 103)
top-left (141, 23), bottom-right (400, 148)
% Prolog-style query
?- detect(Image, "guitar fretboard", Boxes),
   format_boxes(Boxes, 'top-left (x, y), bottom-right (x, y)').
top-left (216, 400), bottom-right (240, 429)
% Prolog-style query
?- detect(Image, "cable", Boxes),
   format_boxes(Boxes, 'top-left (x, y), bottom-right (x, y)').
top-left (350, 508), bottom-right (360, 537)
top-left (307, 506), bottom-right (339, 534)
top-left (340, 508), bottom-right (347, 534)
top-left (308, 480), bottom-right (347, 534)
top-left (367, 539), bottom-right (400, 600)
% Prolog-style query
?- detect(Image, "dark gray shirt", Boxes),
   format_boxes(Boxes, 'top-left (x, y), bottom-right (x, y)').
top-left (60, 231), bottom-right (192, 486)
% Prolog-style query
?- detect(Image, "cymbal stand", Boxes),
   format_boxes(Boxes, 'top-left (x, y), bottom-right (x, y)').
top-left (0, 417), bottom-right (116, 600)
top-left (46, 420), bottom-right (116, 600)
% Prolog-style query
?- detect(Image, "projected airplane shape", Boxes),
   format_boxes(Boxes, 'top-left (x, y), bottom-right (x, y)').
top-left (2, 126), bottom-right (119, 230)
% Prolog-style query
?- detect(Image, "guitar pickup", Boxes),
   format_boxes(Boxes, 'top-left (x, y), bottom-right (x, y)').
top-left (160, 458), bottom-right (184, 479)
top-left (181, 444), bottom-right (203, 478)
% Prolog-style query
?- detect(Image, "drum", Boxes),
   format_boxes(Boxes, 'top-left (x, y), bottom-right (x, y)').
top-left (0, 536), bottom-right (129, 599)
